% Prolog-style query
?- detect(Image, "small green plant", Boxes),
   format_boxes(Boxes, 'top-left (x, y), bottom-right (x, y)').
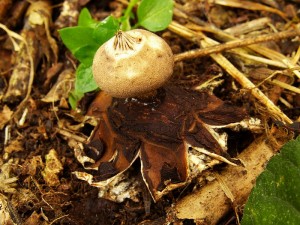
top-left (242, 136), bottom-right (300, 225)
top-left (59, 0), bottom-right (174, 108)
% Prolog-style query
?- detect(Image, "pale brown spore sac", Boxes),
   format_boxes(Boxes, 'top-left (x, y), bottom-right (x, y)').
top-left (92, 29), bottom-right (174, 98)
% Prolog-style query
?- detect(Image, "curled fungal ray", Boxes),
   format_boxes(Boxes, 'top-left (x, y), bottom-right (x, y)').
top-left (77, 84), bottom-right (247, 201)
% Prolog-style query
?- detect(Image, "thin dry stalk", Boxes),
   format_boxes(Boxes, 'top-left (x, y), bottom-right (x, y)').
top-left (279, 97), bottom-right (293, 109)
top-left (55, 128), bottom-right (87, 143)
top-left (173, 7), bottom-right (300, 79)
top-left (223, 17), bottom-right (271, 35)
top-left (209, 0), bottom-right (287, 19)
top-left (174, 131), bottom-right (290, 224)
top-left (291, 46), bottom-right (300, 65)
top-left (169, 21), bottom-right (293, 124)
top-left (0, 23), bottom-right (35, 115)
top-left (270, 79), bottom-right (300, 94)
top-left (232, 52), bottom-right (287, 68)
top-left (54, 0), bottom-right (80, 29)
top-left (174, 29), bottom-right (300, 62)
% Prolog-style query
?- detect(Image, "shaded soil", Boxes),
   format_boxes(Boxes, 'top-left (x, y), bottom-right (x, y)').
top-left (0, 0), bottom-right (299, 224)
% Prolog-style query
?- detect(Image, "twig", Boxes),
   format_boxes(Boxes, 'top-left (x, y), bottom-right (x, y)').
top-left (291, 46), bottom-right (300, 65)
top-left (210, 0), bottom-right (287, 20)
top-left (224, 17), bottom-right (271, 35)
top-left (174, 131), bottom-right (289, 223)
top-left (270, 79), bottom-right (300, 94)
top-left (174, 29), bottom-right (300, 62)
top-left (232, 52), bottom-right (287, 68)
top-left (279, 97), bottom-right (293, 109)
top-left (173, 7), bottom-right (300, 79)
top-left (55, 128), bottom-right (87, 143)
top-left (169, 21), bottom-right (293, 124)
top-left (0, 23), bottom-right (35, 118)
top-left (193, 147), bottom-right (237, 166)
top-left (49, 214), bottom-right (69, 225)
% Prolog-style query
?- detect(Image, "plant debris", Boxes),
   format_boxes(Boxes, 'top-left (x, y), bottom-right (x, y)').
top-left (0, 0), bottom-right (299, 224)
top-left (73, 84), bottom-right (255, 202)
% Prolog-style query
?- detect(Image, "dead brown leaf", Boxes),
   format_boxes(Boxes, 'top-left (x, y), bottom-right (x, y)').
top-left (42, 149), bottom-right (63, 186)
top-left (0, 105), bottom-right (13, 129)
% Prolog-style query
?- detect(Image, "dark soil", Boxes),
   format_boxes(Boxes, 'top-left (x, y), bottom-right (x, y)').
top-left (0, 0), bottom-right (299, 224)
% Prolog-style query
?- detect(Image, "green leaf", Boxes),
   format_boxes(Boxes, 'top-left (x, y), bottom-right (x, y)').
top-left (75, 64), bottom-right (98, 93)
top-left (93, 16), bottom-right (119, 45)
top-left (74, 44), bottom-right (99, 65)
top-left (59, 26), bottom-right (98, 55)
top-left (59, 15), bottom-right (119, 66)
top-left (137, 0), bottom-right (173, 32)
top-left (78, 8), bottom-right (96, 27)
top-left (69, 90), bottom-right (84, 109)
top-left (242, 136), bottom-right (300, 225)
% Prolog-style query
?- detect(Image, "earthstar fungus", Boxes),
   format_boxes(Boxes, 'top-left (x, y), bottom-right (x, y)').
top-left (92, 29), bottom-right (174, 98)
top-left (74, 29), bottom-right (249, 202)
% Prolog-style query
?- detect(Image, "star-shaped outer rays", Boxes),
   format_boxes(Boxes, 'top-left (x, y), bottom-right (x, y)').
top-left (77, 84), bottom-right (247, 201)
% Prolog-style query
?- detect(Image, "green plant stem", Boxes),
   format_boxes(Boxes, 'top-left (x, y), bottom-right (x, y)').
top-left (124, 0), bottom-right (139, 19)
top-left (132, 23), bottom-right (140, 29)
top-left (121, 0), bottom-right (139, 30)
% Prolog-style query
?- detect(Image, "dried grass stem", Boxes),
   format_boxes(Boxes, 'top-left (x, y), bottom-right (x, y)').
top-left (174, 29), bottom-right (300, 62)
